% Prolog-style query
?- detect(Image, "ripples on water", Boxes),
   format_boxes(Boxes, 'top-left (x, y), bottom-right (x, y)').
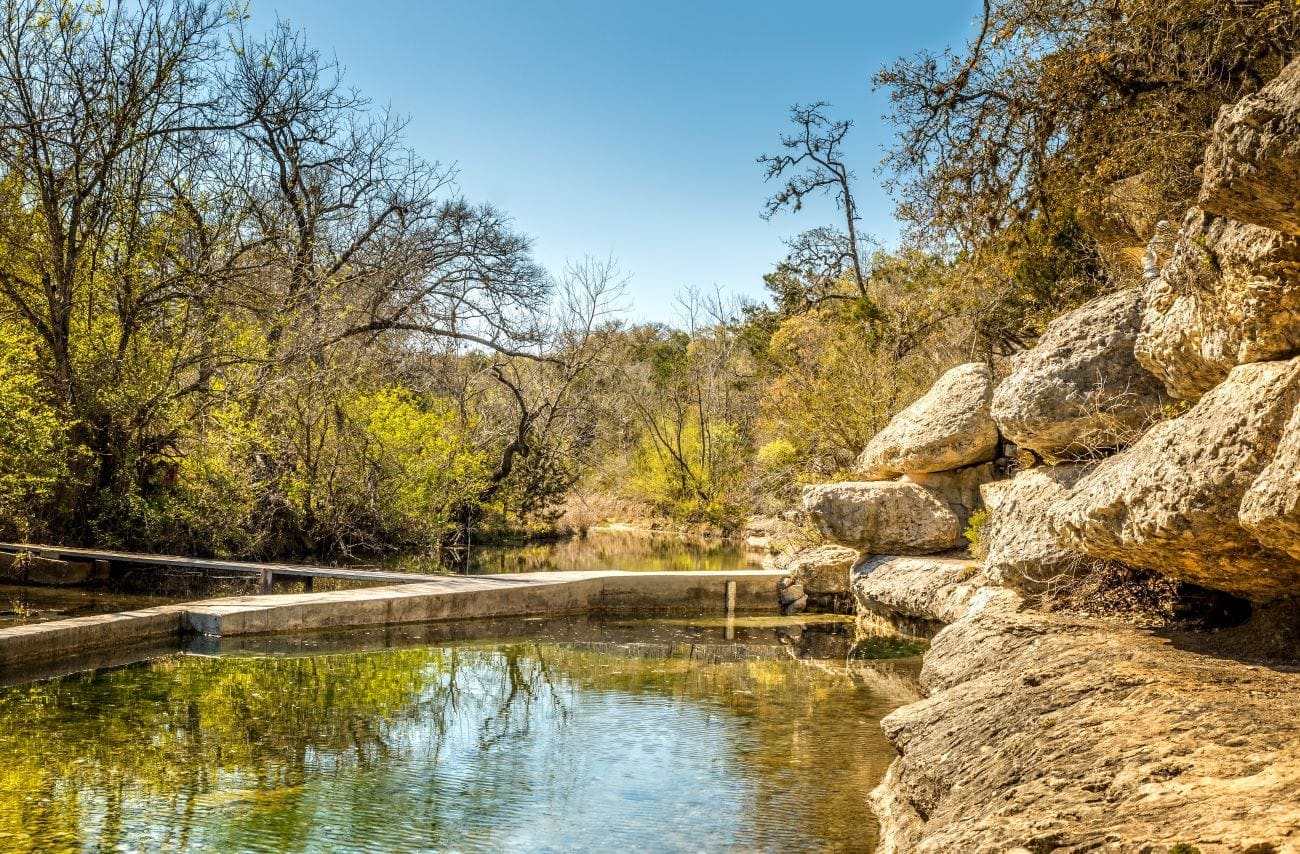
top-left (0, 616), bottom-right (922, 853)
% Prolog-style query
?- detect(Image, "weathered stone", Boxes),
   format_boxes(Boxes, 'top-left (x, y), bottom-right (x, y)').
top-left (851, 555), bottom-right (993, 630)
top-left (802, 481), bottom-right (961, 554)
top-left (1050, 358), bottom-right (1300, 601)
top-left (991, 289), bottom-right (1171, 459)
top-left (855, 363), bottom-right (998, 478)
top-left (979, 464), bottom-right (1094, 594)
top-left (1240, 400), bottom-right (1300, 559)
top-left (25, 557), bottom-right (94, 586)
top-left (1200, 57), bottom-right (1300, 236)
top-left (776, 577), bottom-right (806, 605)
top-left (870, 587), bottom-right (1300, 853)
top-left (1135, 208), bottom-right (1300, 399)
top-left (900, 462), bottom-right (997, 530)
top-left (766, 544), bottom-right (858, 595)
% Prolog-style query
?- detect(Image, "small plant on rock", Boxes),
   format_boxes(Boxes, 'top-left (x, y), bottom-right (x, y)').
top-left (964, 508), bottom-right (992, 559)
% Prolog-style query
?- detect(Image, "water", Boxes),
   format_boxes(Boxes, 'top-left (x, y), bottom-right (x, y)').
top-left (0, 584), bottom-right (173, 628)
top-left (0, 616), bottom-right (922, 853)
top-left (389, 528), bottom-right (763, 575)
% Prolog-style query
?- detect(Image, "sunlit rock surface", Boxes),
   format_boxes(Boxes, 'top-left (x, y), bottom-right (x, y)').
top-left (855, 363), bottom-right (998, 479)
top-left (991, 289), bottom-right (1170, 460)
top-left (1135, 208), bottom-right (1300, 400)
top-left (979, 464), bottom-right (1092, 595)
top-left (1050, 358), bottom-right (1300, 601)
top-left (1200, 57), bottom-right (1300, 236)
top-left (802, 481), bottom-right (961, 555)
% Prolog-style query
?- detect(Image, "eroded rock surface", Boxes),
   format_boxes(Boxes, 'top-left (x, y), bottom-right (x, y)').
top-left (855, 363), bottom-right (998, 478)
top-left (802, 481), bottom-right (961, 554)
top-left (850, 555), bottom-right (993, 630)
top-left (1050, 358), bottom-right (1300, 601)
top-left (1135, 208), bottom-right (1300, 399)
top-left (871, 593), bottom-right (1300, 853)
top-left (991, 289), bottom-right (1170, 459)
top-left (979, 464), bottom-right (1094, 595)
top-left (1240, 401), bottom-right (1300, 560)
top-left (1200, 57), bottom-right (1300, 235)
top-left (901, 462), bottom-right (996, 530)
top-left (765, 543), bottom-right (858, 595)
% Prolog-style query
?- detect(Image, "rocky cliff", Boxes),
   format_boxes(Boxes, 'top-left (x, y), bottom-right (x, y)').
top-left (782, 58), bottom-right (1300, 853)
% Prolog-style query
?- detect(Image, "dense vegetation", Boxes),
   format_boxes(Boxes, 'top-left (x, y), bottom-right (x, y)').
top-left (0, 0), bottom-right (1295, 559)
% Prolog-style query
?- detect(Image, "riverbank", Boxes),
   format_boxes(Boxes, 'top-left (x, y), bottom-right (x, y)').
top-left (853, 558), bottom-right (1300, 852)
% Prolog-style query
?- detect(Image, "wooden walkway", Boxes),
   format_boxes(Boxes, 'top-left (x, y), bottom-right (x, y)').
top-left (0, 542), bottom-right (452, 592)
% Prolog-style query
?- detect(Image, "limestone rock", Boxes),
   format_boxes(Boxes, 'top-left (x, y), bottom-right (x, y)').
top-left (1050, 358), bottom-right (1300, 601)
top-left (855, 363), bottom-right (998, 478)
top-left (850, 555), bottom-right (992, 630)
top-left (766, 544), bottom-right (857, 595)
top-left (1135, 208), bottom-right (1300, 399)
top-left (979, 464), bottom-right (1094, 594)
top-left (1200, 57), bottom-right (1300, 236)
top-left (901, 462), bottom-right (997, 530)
top-left (1240, 401), bottom-right (1300, 560)
top-left (991, 289), bottom-right (1171, 459)
top-left (802, 481), bottom-right (961, 555)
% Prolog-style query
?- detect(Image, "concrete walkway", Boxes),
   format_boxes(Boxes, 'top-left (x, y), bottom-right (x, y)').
top-left (0, 569), bottom-right (784, 672)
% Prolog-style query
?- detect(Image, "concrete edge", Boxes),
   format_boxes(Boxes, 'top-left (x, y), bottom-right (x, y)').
top-left (0, 569), bottom-right (786, 674)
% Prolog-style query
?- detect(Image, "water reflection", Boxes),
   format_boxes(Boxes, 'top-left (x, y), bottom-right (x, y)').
top-left (0, 616), bottom-right (919, 853)
top-left (391, 528), bottom-right (762, 575)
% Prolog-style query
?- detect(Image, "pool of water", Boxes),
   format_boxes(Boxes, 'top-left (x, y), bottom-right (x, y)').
top-left (0, 615), bottom-right (921, 853)
top-left (0, 584), bottom-right (174, 628)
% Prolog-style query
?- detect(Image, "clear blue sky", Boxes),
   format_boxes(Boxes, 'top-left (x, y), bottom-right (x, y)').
top-left (251, 1), bottom-right (981, 322)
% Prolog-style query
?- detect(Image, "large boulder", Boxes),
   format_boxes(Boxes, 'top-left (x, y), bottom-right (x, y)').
top-left (1135, 208), bottom-right (1300, 400)
top-left (991, 289), bottom-right (1171, 459)
top-left (1050, 358), bottom-right (1300, 601)
top-left (765, 544), bottom-right (858, 595)
top-left (855, 363), bottom-right (998, 479)
top-left (1240, 401), bottom-right (1300, 560)
top-left (802, 481), bottom-right (962, 555)
top-left (1200, 57), bottom-right (1300, 236)
top-left (901, 462), bottom-right (996, 531)
top-left (979, 464), bottom-right (1094, 594)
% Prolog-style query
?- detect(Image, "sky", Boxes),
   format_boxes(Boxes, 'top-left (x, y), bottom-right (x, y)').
top-left (250, 0), bottom-right (982, 323)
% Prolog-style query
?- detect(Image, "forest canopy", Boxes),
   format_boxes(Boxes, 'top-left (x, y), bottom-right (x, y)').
top-left (0, 0), bottom-right (1295, 557)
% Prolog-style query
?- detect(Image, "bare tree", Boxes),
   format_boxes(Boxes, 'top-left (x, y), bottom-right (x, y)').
top-left (759, 103), bottom-right (869, 299)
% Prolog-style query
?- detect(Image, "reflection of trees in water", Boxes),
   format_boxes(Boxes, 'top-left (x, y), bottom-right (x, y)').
top-left (0, 638), bottom-right (909, 850)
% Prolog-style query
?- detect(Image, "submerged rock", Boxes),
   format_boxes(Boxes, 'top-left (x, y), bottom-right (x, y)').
top-left (1050, 357), bottom-right (1300, 601)
top-left (1135, 208), bottom-right (1300, 400)
top-left (991, 289), bottom-right (1171, 460)
top-left (1200, 57), bottom-right (1300, 235)
top-left (855, 363), bottom-right (998, 479)
top-left (802, 481), bottom-right (961, 555)
top-left (979, 464), bottom-right (1094, 595)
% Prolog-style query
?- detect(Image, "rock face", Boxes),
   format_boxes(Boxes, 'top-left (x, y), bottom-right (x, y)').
top-left (851, 555), bottom-right (992, 631)
top-left (991, 289), bottom-right (1171, 459)
top-left (1050, 358), bottom-right (1300, 601)
top-left (1135, 208), bottom-right (1300, 400)
top-left (979, 464), bottom-right (1094, 594)
top-left (855, 363), bottom-right (998, 478)
top-left (802, 481), bottom-right (961, 554)
top-left (1240, 401), bottom-right (1300, 560)
top-left (900, 463), bottom-right (996, 530)
top-left (766, 544), bottom-right (858, 595)
top-left (871, 588), bottom-right (1300, 853)
top-left (1200, 57), bottom-right (1300, 236)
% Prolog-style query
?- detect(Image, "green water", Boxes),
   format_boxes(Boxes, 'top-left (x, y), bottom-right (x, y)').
top-left (0, 616), bottom-right (921, 853)
top-left (391, 528), bottom-right (762, 575)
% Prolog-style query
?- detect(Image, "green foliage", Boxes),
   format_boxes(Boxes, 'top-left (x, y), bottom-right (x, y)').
top-left (0, 332), bottom-right (79, 538)
top-left (964, 508), bottom-right (993, 560)
top-left (1169, 845), bottom-right (1201, 854)
top-left (629, 417), bottom-right (749, 528)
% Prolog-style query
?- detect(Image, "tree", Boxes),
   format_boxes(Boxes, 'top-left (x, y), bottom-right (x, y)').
top-left (759, 103), bottom-right (870, 300)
